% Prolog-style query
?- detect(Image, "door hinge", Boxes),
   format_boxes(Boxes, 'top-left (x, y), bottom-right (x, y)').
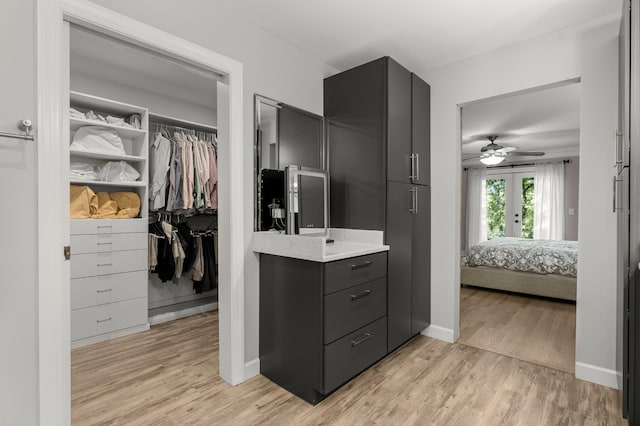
top-left (64, 245), bottom-right (71, 260)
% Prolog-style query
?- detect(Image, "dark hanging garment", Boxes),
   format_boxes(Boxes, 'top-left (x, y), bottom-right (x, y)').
top-left (192, 234), bottom-right (217, 294)
top-left (155, 237), bottom-right (175, 282)
top-left (176, 222), bottom-right (197, 273)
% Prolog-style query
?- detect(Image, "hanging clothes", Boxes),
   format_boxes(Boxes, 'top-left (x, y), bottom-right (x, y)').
top-left (148, 125), bottom-right (218, 214)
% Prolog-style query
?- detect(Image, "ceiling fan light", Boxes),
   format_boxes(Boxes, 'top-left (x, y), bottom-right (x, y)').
top-left (479, 152), bottom-right (506, 165)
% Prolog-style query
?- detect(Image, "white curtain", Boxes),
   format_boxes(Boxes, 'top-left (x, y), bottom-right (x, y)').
top-left (466, 168), bottom-right (487, 249)
top-left (533, 162), bottom-right (565, 240)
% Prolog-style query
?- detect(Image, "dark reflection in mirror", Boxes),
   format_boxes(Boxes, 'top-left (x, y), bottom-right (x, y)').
top-left (254, 94), bottom-right (325, 231)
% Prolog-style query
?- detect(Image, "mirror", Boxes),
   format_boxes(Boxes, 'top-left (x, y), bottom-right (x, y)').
top-left (286, 165), bottom-right (328, 236)
top-left (254, 94), bottom-right (325, 231)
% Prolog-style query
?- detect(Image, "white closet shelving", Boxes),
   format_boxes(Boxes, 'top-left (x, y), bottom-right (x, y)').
top-left (69, 91), bottom-right (150, 348)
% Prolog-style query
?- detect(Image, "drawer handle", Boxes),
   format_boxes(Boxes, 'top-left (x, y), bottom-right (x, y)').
top-left (351, 261), bottom-right (372, 270)
top-left (350, 333), bottom-right (372, 347)
top-left (96, 317), bottom-right (112, 323)
top-left (97, 242), bottom-right (113, 246)
top-left (350, 290), bottom-right (372, 301)
top-left (96, 288), bottom-right (112, 293)
top-left (97, 225), bottom-right (112, 228)
top-left (97, 263), bottom-right (112, 267)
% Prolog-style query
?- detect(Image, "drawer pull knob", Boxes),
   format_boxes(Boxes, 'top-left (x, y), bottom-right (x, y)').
top-left (350, 290), bottom-right (372, 301)
top-left (96, 317), bottom-right (112, 323)
top-left (96, 288), bottom-right (112, 293)
top-left (351, 261), bottom-right (372, 270)
top-left (97, 263), bottom-right (112, 267)
top-left (350, 333), bottom-right (372, 347)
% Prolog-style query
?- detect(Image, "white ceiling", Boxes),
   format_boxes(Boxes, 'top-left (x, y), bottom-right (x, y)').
top-left (213, 0), bottom-right (620, 73)
top-left (461, 82), bottom-right (580, 164)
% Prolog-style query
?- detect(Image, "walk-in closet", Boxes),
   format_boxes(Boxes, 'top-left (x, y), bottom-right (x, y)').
top-left (68, 26), bottom-right (220, 347)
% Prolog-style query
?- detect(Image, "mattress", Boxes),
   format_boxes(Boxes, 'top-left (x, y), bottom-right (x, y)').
top-left (463, 237), bottom-right (578, 277)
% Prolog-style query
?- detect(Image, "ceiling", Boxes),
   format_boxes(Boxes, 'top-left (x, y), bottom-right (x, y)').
top-left (212, 0), bottom-right (620, 73)
top-left (461, 82), bottom-right (580, 165)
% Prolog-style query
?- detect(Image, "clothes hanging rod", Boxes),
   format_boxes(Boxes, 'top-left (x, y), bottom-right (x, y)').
top-left (464, 159), bottom-right (571, 171)
top-left (149, 113), bottom-right (217, 132)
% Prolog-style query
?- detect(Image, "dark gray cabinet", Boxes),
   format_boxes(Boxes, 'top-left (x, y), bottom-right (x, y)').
top-left (259, 252), bottom-right (388, 404)
top-left (325, 56), bottom-right (431, 353)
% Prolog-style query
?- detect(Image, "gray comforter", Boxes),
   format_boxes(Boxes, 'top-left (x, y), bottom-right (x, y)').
top-left (463, 237), bottom-right (578, 277)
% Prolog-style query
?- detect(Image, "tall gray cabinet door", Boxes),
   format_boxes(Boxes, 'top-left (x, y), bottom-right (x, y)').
top-left (386, 58), bottom-right (412, 184)
top-left (411, 185), bottom-right (431, 334)
top-left (411, 74), bottom-right (431, 185)
top-left (325, 58), bottom-right (386, 230)
top-left (386, 181), bottom-right (413, 352)
top-left (278, 105), bottom-right (324, 170)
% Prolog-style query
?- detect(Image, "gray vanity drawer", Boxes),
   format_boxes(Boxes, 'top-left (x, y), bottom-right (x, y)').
top-left (324, 277), bottom-right (386, 344)
top-left (323, 316), bottom-right (387, 393)
top-left (324, 252), bottom-right (387, 295)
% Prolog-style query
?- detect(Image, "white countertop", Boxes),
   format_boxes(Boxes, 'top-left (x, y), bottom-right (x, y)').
top-left (252, 228), bottom-right (389, 262)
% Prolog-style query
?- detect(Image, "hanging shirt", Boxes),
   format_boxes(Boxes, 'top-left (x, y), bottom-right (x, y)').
top-left (149, 133), bottom-right (172, 210)
top-left (208, 141), bottom-right (218, 209)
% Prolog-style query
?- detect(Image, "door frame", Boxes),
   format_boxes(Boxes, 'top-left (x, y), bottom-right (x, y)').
top-left (37, 0), bottom-right (245, 423)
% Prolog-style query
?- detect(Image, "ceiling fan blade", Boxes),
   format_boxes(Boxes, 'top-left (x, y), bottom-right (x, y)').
top-left (462, 156), bottom-right (480, 162)
top-left (509, 151), bottom-right (545, 156)
top-left (496, 146), bottom-right (518, 153)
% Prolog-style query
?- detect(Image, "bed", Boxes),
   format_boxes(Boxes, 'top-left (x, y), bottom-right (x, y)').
top-left (461, 237), bottom-right (577, 301)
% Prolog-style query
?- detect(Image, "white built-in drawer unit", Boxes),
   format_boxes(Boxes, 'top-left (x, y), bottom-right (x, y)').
top-left (70, 219), bottom-right (149, 347)
top-left (71, 297), bottom-right (148, 341)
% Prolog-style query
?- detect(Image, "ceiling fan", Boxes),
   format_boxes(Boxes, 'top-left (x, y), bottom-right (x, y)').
top-left (465, 135), bottom-right (545, 165)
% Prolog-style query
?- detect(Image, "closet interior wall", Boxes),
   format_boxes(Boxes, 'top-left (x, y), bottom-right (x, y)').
top-left (69, 26), bottom-right (219, 324)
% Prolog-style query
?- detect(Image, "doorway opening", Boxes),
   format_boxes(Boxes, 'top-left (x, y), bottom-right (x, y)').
top-left (37, 2), bottom-right (245, 421)
top-left (458, 81), bottom-right (580, 373)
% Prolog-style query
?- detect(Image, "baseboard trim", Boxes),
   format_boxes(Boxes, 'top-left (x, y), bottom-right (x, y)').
top-left (245, 358), bottom-right (260, 380)
top-left (422, 324), bottom-right (455, 343)
top-left (148, 302), bottom-right (218, 326)
top-left (575, 362), bottom-right (621, 389)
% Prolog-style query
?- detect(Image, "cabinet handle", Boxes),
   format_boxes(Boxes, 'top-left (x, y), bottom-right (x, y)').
top-left (97, 263), bottom-right (112, 267)
top-left (96, 317), bottom-right (112, 323)
top-left (351, 261), bottom-right (372, 270)
top-left (409, 187), bottom-right (417, 214)
top-left (350, 333), bottom-right (372, 347)
top-left (613, 175), bottom-right (623, 213)
top-left (350, 290), bottom-right (371, 301)
top-left (96, 288), bottom-right (112, 293)
top-left (408, 154), bottom-right (415, 179)
top-left (97, 242), bottom-right (112, 246)
top-left (614, 130), bottom-right (624, 168)
top-left (414, 153), bottom-right (420, 181)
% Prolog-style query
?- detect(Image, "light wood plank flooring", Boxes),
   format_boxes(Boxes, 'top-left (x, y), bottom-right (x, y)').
top-left (459, 286), bottom-right (576, 374)
top-left (72, 310), bottom-right (624, 425)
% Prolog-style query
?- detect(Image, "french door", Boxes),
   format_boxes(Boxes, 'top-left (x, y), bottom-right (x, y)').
top-left (485, 172), bottom-right (534, 239)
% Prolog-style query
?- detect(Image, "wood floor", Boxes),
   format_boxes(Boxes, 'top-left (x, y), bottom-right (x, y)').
top-left (71, 310), bottom-right (626, 425)
top-left (459, 286), bottom-right (576, 374)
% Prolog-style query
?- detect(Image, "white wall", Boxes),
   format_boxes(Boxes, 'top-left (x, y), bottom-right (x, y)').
top-left (0, 0), bottom-right (38, 424)
top-left (564, 158), bottom-right (580, 241)
top-left (87, 0), bottom-right (338, 368)
top-left (423, 17), bottom-right (620, 387)
top-left (575, 21), bottom-right (620, 386)
top-left (71, 71), bottom-right (218, 127)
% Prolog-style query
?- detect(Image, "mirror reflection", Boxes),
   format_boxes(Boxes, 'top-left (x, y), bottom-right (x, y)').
top-left (286, 165), bottom-right (328, 236)
top-left (254, 94), bottom-right (326, 232)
